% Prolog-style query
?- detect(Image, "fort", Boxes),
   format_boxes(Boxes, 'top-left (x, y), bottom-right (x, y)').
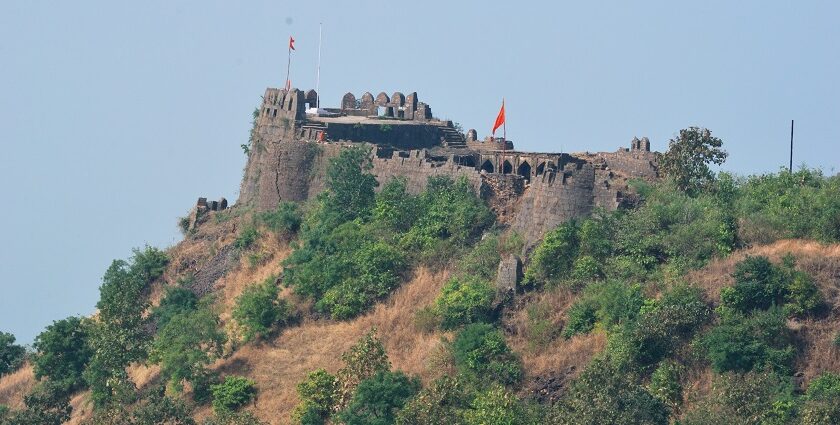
top-left (235, 87), bottom-right (660, 243)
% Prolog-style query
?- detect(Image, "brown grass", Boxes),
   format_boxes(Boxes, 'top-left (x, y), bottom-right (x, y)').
top-left (191, 266), bottom-right (452, 423)
top-left (0, 365), bottom-right (35, 409)
top-left (686, 239), bottom-right (840, 382)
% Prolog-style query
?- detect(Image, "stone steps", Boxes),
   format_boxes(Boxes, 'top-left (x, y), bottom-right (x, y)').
top-left (439, 127), bottom-right (467, 148)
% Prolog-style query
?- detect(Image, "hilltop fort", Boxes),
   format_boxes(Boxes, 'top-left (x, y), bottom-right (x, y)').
top-left (236, 87), bottom-right (659, 242)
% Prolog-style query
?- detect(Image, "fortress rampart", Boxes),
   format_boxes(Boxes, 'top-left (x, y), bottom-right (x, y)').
top-left (238, 87), bottom-right (659, 242)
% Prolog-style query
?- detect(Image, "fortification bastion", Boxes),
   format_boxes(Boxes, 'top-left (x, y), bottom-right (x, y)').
top-left (237, 87), bottom-right (660, 242)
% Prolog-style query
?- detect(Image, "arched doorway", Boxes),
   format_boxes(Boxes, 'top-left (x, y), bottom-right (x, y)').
top-left (536, 161), bottom-right (546, 176)
top-left (502, 160), bottom-right (513, 174)
top-left (481, 159), bottom-right (494, 173)
top-left (518, 161), bottom-right (532, 182)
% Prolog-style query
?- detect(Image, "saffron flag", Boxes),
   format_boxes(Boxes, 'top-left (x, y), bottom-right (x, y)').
top-left (492, 99), bottom-right (505, 135)
top-left (289, 36), bottom-right (295, 51)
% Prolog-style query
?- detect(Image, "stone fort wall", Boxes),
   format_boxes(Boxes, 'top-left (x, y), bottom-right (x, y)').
top-left (238, 88), bottom-right (659, 242)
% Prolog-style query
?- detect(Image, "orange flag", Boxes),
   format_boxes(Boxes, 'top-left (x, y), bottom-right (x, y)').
top-left (289, 36), bottom-right (295, 51)
top-left (492, 99), bottom-right (505, 135)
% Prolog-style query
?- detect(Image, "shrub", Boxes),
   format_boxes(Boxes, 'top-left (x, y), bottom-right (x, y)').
top-left (7, 381), bottom-right (73, 425)
top-left (522, 221), bottom-right (579, 287)
top-left (323, 145), bottom-right (378, 222)
top-left (395, 375), bottom-right (473, 425)
top-left (258, 201), bottom-right (302, 237)
top-left (130, 245), bottom-right (169, 284)
top-left (721, 255), bottom-right (823, 317)
top-left (562, 280), bottom-right (644, 339)
top-left (801, 373), bottom-right (840, 425)
top-left (335, 330), bottom-right (391, 409)
top-left (608, 285), bottom-right (709, 369)
top-left (32, 316), bottom-right (92, 393)
top-left (0, 332), bottom-right (26, 377)
top-left (552, 357), bottom-right (668, 425)
top-left (234, 225), bottom-right (260, 250)
top-left (452, 323), bottom-right (522, 386)
top-left (648, 361), bottom-right (682, 408)
top-left (292, 369), bottom-right (338, 425)
top-left (462, 385), bottom-right (530, 425)
top-left (337, 371), bottom-right (420, 425)
top-left (233, 277), bottom-right (291, 341)
top-left (149, 306), bottom-right (226, 394)
top-left (211, 376), bottom-right (257, 413)
top-left (413, 307), bottom-right (441, 333)
top-left (562, 299), bottom-right (597, 339)
top-left (681, 370), bottom-right (795, 425)
top-left (373, 178), bottom-right (419, 232)
top-left (131, 385), bottom-right (195, 425)
top-left (152, 285), bottom-right (198, 329)
top-left (434, 277), bottom-right (495, 330)
top-left (699, 307), bottom-right (794, 374)
top-left (525, 303), bottom-right (558, 350)
top-left (204, 411), bottom-right (267, 425)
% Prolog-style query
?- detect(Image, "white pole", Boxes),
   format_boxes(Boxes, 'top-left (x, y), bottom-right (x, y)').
top-left (315, 23), bottom-right (322, 110)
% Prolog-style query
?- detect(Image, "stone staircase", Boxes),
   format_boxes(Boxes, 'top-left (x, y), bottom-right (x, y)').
top-left (438, 125), bottom-right (467, 148)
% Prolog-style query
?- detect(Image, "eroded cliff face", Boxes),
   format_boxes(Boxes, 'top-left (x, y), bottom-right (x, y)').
top-left (239, 87), bottom-right (659, 243)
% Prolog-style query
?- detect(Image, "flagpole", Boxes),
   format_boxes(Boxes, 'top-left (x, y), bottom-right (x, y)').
top-left (285, 39), bottom-right (292, 90)
top-left (502, 98), bottom-right (506, 154)
top-left (315, 24), bottom-right (322, 109)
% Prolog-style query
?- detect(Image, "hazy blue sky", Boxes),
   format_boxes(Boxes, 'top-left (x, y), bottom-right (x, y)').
top-left (1, 1), bottom-right (838, 343)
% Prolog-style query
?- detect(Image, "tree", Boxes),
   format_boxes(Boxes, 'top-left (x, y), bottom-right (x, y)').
top-left (292, 369), bottom-right (338, 425)
top-left (451, 323), bottom-right (522, 386)
top-left (211, 376), bottom-right (257, 414)
top-left (149, 306), bottom-right (226, 394)
top-left (32, 316), bottom-right (92, 392)
top-left (337, 371), bottom-right (421, 425)
top-left (6, 381), bottom-right (73, 425)
top-left (0, 332), bottom-right (25, 377)
top-left (233, 277), bottom-right (291, 342)
top-left (335, 329), bottom-right (391, 409)
top-left (324, 145), bottom-right (378, 222)
top-left (659, 127), bottom-right (727, 195)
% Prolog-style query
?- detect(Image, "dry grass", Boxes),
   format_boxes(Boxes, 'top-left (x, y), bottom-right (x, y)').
top-left (0, 365), bottom-right (35, 409)
top-left (686, 239), bottom-right (840, 383)
top-left (190, 266), bottom-right (452, 424)
top-left (505, 287), bottom-right (605, 381)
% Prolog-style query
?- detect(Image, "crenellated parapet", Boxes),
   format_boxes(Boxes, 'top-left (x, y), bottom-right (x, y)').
top-left (339, 90), bottom-right (432, 121)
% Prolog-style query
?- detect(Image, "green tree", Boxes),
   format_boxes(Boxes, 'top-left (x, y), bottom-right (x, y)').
top-left (131, 385), bottom-right (196, 425)
top-left (291, 369), bottom-right (338, 425)
top-left (337, 371), bottom-right (420, 425)
top-left (395, 375), bottom-right (473, 425)
top-left (463, 385), bottom-right (533, 425)
top-left (522, 221), bottom-right (579, 287)
top-left (5, 381), bottom-right (73, 425)
top-left (0, 332), bottom-right (25, 377)
top-left (233, 277), bottom-right (291, 342)
top-left (699, 307), bottom-right (794, 374)
top-left (434, 277), bottom-right (495, 330)
top-left (211, 376), bottom-right (257, 414)
top-left (32, 316), bottom-right (93, 392)
top-left (659, 127), bottom-right (727, 195)
top-left (149, 305), bottom-right (226, 394)
top-left (452, 323), bottom-right (522, 386)
top-left (552, 358), bottom-right (667, 425)
top-left (324, 145), bottom-right (378, 222)
top-left (336, 330), bottom-right (391, 409)
top-left (152, 285), bottom-right (199, 329)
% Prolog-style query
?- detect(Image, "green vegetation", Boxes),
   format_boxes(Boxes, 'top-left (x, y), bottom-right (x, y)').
top-left (149, 304), bottom-right (226, 394)
top-left (721, 254), bottom-right (823, 317)
top-left (232, 276), bottom-right (291, 341)
top-left (32, 316), bottom-right (92, 393)
top-left (292, 369), bottom-right (338, 425)
top-left (434, 277), bottom-right (495, 330)
top-left (337, 371), bottom-right (421, 425)
top-left (659, 127), bottom-right (728, 195)
top-left (258, 201), bottom-right (302, 237)
top-left (451, 323), bottom-right (522, 386)
top-left (211, 376), bottom-right (257, 414)
top-left (0, 332), bottom-right (26, 377)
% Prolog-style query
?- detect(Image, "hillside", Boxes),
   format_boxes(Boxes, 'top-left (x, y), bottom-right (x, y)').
top-left (2, 124), bottom-right (840, 424)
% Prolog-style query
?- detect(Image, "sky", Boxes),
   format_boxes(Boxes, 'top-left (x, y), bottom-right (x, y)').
top-left (1, 1), bottom-right (838, 344)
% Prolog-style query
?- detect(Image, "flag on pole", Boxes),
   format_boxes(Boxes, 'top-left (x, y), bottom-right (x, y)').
top-left (492, 99), bottom-right (505, 135)
top-left (289, 36), bottom-right (295, 51)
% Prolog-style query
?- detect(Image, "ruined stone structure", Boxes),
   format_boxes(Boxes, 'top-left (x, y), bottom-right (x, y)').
top-left (186, 197), bottom-right (228, 232)
top-left (239, 87), bottom-right (660, 244)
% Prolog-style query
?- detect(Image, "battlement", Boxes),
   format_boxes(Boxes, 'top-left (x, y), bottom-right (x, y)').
top-left (239, 86), bottom-right (661, 242)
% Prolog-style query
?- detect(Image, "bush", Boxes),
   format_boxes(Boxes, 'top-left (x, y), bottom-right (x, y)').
top-left (525, 303), bottom-right (558, 350)
top-left (234, 225), bottom-right (260, 250)
top-left (211, 376), bottom-right (257, 413)
top-left (452, 323), bottom-right (522, 386)
top-left (6, 381), bottom-right (73, 425)
top-left (323, 145), bottom-right (378, 222)
top-left (0, 332), bottom-right (26, 377)
top-left (562, 299), bottom-right (597, 339)
top-left (800, 373), bottom-right (840, 425)
top-left (562, 280), bottom-right (644, 339)
top-left (153, 285), bottom-right (198, 329)
top-left (608, 285), bottom-right (709, 369)
top-left (131, 385), bottom-right (195, 425)
top-left (292, 369), bottom-right (338, 425)
top-left (721, 255), bottom-right (823, 317)
top-left (648, 361), bottom-right (682, 408)
top-left (395, 375), bottom-right (473, 425)
top-left (335, 330), bottom-right (391, 409)
top-left (462, 385), bottom-right (531, 425)
top-left (258, 201), bottom-right (302, 237)
top-left (130, 245), bottom-right (169, 284)
top-left (699, 307), bottom-right (794, 374)
top-left (522, 221), bottom-right (579, 287)
top-left (373, 178), bottom-right (419, 232)
top-left (736, 168), bottom-right (840, 243)
top-left (233, 277), bottom-right (291, 341)
top-left (149, 306), bottom-right (226, 394)
top-left (681, 370), bottom-right (796, 425)
top-left (32, 316), bottom-right (92, 392)
top-left (434, 277), bottom-right (495, 330)
top-left (552, 357), bottom-right (668, 425)
top-left (337, 371), bottom-right (420, 425)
